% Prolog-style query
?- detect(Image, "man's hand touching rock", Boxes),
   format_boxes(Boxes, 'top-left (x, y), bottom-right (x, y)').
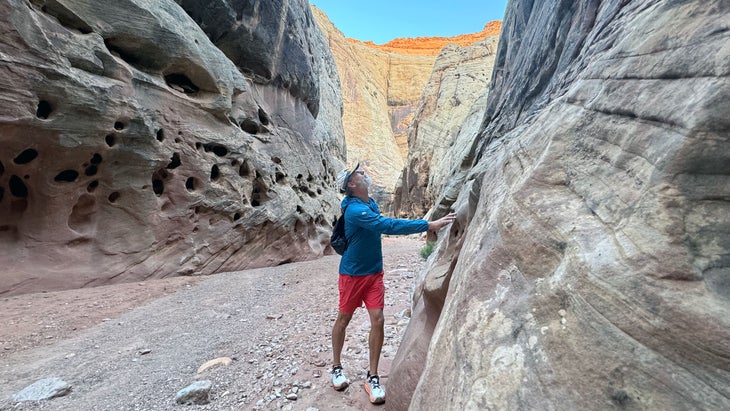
top-left (428, 213), bottom-right (457, 232)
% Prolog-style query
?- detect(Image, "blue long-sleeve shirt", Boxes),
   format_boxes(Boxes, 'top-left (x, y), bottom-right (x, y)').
top-left (338, 196), bottom-right (429, 276)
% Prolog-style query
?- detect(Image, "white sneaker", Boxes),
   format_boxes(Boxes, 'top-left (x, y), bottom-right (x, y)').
top-left (365, 374), bottom-right (385, 404)
top-left (331, 365), bottom-right (349, 391)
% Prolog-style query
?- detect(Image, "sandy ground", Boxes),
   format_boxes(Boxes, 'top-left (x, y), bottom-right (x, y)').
top-left (0, 237), bottom-right (427, 410)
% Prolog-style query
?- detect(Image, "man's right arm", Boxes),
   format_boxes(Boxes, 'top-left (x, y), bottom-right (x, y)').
top-left (428, 213), bottom-right (457, 231)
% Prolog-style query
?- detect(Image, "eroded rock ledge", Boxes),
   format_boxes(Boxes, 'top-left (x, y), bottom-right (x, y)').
top-left (0, 0), bottom-right (345, 296)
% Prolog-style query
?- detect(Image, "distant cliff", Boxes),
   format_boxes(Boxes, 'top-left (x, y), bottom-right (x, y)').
top-left (354, 21), bottom-right (502, 56)
top-left (312, 6), bottom-right (500, 211)
top-left (393, 35), bottom-right (500, 219)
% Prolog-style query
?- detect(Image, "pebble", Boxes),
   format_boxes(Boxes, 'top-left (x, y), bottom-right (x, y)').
top-left (175, 380), bottom-right (212, 405)
top-left (13, 378), bottom-right (72, 402)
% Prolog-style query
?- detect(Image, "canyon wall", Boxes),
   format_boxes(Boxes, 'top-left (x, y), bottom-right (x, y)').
top-left (311, 6), bottom-right (434, 209)
top-left (312, 7), bottom-right (502, 211)
top-left (0, 0), bottom-right (345, 295)
top-left (393, 35), bottom-right (500, 219)
top-left (391, 0), bottom-right (730, 409)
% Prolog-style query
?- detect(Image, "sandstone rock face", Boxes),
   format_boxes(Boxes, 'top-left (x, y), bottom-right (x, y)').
top-left (393, 36), bottom-right (499, 218)
top-left (391, 1), bottom-right (730, 410)
top-left (312, 7), bottom-right (437, 210)
top-left (0, 0), bottom-right (344, 295)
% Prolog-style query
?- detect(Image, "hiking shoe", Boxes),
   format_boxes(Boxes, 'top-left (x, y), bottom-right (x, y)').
top-left (365, 374), bottom-right (386, 404)
top-left (331, 365), bottom-right (349, 391)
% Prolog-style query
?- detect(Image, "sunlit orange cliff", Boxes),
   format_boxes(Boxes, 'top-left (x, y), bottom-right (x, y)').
top-left (348, 21), bottom-right (502, 55)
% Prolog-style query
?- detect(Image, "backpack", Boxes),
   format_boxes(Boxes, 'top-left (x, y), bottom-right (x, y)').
top-left (330, 205), bottom-right (349, 255)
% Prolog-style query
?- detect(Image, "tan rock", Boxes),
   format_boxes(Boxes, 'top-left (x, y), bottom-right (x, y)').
top-left (197, 356), bottom-right (232, 374)
top-left (394, 35), bottom-right (499, 218)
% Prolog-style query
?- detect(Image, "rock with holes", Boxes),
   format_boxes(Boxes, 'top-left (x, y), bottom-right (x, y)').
top-left (0, 0), bottom-right (345, 295)
top-left (391, 1), bottom-right (730, 410)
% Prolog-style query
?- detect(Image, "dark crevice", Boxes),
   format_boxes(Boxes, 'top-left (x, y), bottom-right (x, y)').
top-left (9, 175), bottom-right (28, 197)
top-left (152, 179), bottom-right (164, 196)
top-left (167, 153), bottom-right (181, 169)
top-left (258, 108), bottom-right (270, 125)
top-left (13, 148), bottom-right (38, 165)
top-left (240, 119), bottom-right (260, 134)
top-left (90, 153), bottom-right (102, 164)
top-left (203, 143), bottom-right (228, 157)
top-left (239, 162), bottom-right (251, 177)
top-left (54, 170), bottom-right (79, 182)
top-left (156, 129), bottom-right (165, 142)
top-left (210, 165), bottom-right (220, 181)
top-left (114, 121), bottom-right (125, 130)
top-left (84, 165), bottom-right (98, 176)
top-left (185, 177), bottom-right (198, 191)
top-left (36, 100), bottom-right (52, 119)
top-left (87, 180), bottom-right (98, 192)
top-left (105, 134), bottom-right (116, 147)
top-left (165, 73), bottom-right (199, 94)
top-left (108, 191), bottom-right (120, 203)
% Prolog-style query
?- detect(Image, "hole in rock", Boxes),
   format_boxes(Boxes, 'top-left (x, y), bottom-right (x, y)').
top-left (108, 191), bottom-right (120, 203)
top-left (296, 205), bottom-right (304, 214)
top-left (195, 142), bottom-right (202, 150)
top-left (185, 177), bottom-right (198, 191)
top-left (275, 172), bottom-right (286, 183)
top-left (9, 175), bottom-right (28, 197)
top-left (90, 153), bottom-right (102, 164)
top-left (233, 213), bottom-right (241, 221)
top-left (114, 121), bottom-right (125, 130)
top-left (258, 108), bottom-right (270, 125)
top-left (36, 100), bottom-right (52, 119)
top-left (210, 165), bottom-right (220, 181)
top-left (167, 153), bottom-right (181, 169)
top-left (54, 170), bottom-right (79, 182)
top-left (251, 199), bottom-right (260, 207)
top-left (0, 186), bottom-right (4, 202)
top-left (164, 73), bottom-right (199, 94)
top-left (271, 156), bottom-right (281, 164)
top-left (105, 135), bottom-right (116, 147)
top-left (156, 129), bottom-right (165, 142)
top-left (13, 148), bottom-right (38, 164)
top-left (87, 180), bottom-right (98, 192)
top-left (240, 119), bottom-right (259, 134)
top-left (203, 143), bottom-right (228, 157)
top-left (152, 179), bottom-right (164, 196)
top-left (239, 162), bottom-right (251, 177)
top-left (85, 165), bottom-right (98, 176)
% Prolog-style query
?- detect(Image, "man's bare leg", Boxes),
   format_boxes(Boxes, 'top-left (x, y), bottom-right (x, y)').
top-left (367, 308), bottom-right (385, 375)
top-left (332, 312), bottom-right (352, 366)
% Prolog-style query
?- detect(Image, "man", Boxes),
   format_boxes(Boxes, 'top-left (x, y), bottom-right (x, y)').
top-left (330, 163), bottom-right (456, 404)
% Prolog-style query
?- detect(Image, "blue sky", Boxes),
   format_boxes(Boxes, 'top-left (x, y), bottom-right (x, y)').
top-left (310, 0), bottom-right (509, 45)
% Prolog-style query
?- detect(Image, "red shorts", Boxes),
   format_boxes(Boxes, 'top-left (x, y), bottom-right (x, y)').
top-left (338, 271), bottom-right (384, 314)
